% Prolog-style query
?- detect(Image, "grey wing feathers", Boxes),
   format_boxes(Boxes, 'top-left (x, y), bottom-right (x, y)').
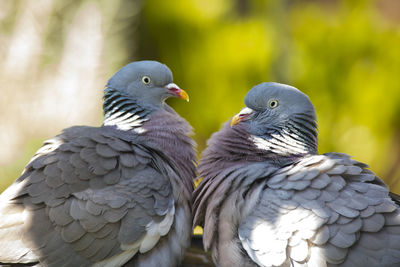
top-left (238, 153), bottom-right (400, 267)
top-left (390, 192), bottom-right (400, 206)
top-left (0, 126), bottom-right (175, 266)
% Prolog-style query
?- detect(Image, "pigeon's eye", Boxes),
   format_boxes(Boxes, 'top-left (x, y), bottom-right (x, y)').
top-left (142, 76), bottom-right (151, 84)
top-left (268, 99), bottom-right (279, 109)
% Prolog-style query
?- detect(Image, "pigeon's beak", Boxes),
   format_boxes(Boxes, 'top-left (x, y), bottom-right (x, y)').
top-left (230, 107), bottom-right (254, 127)
top-left (230, 114), bottom-right (241, 127)
top-left (165, 83), bottom-right (189, 102)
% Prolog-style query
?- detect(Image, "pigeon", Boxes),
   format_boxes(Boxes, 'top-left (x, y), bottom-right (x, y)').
top-left (0, 60), bottom-right (197, 267)
top-left (193, 82), bottom-right (400, 267)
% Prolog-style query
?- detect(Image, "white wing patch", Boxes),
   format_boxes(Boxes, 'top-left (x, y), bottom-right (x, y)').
top-left (92, 249), bottom-right (139, 267)
top-left (93, 204), bottom-right (175, 267)
top-left (139, 204), bottom-right (175, 253)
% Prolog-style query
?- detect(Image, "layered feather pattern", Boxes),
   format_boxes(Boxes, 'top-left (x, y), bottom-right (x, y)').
top-left (193, 82), bottom-right (400, 267)
top-left (0, 61), bottom-right (196, 267)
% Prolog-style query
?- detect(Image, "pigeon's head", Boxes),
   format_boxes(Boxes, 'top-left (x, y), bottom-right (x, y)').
top-left (102, 61), bottom-right (189, 131)
top-left (231, 82), bottom-right (318, 154)
top-left (106, 60), bottom-right (188, 107)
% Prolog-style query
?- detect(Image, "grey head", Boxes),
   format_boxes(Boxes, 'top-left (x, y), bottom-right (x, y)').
top-left (103, 61), bottom-right (189, 130)
top-left (231, 82), bottom-right (318, 155)
top-left (106, 60), bottom-right (188, 107)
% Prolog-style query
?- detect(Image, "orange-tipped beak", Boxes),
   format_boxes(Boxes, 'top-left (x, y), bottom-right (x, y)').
top-left (165, 83), bottom-right (189, 102)
top-left (177, 89), bottom-right (189, 102)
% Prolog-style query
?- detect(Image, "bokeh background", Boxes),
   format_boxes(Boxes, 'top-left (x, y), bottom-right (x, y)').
top-left (1, 0), bottom-right (400, 194)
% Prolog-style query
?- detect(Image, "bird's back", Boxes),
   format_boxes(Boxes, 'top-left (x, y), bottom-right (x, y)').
top-left (195, 152), bottom-right (400, 267)
top-left (0, 121), bottom-right (195, 267)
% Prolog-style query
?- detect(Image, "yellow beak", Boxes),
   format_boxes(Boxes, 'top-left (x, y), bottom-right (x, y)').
top-left (230, 114), bottom-right (241, 127)
top-left (230, 107), bottom-right (254, 127)
top-left (177, 89), bottom-right (189, 102)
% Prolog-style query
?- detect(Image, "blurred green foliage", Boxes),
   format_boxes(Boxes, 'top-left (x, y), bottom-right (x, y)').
top-left (1, 0), bottom-right (400, 193)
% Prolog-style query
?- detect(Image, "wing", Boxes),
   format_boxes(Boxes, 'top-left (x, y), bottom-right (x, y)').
top-left (238, 153), bottom-right (400, 267)
top-left (0, 125), bottom-right (175, 266)
top-left (389, 192), bottom-right (400, 206)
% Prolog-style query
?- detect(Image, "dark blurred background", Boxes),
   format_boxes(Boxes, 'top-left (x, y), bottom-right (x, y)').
top-left (1, 0), bottom-right (400, 196)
